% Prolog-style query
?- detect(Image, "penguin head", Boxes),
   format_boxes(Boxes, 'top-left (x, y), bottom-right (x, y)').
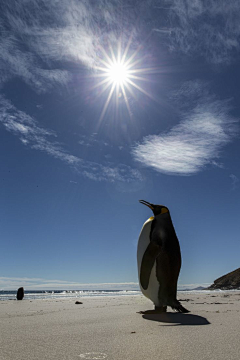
top-left (139, 200), bottom-right (169, 216)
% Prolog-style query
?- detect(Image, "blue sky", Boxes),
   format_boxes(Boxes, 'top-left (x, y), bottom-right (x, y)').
top-left (1, 0), bottom-right (240, 290)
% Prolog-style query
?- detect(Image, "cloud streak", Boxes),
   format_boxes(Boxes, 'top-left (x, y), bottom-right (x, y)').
top-left (229, 174), bottom-right (239, 190)
top-left (168, 0), bottom-right (240, 64)
top-left (0, 276), bottom-right (140, 291)
top-left (0, 0), bottom-right (142, 91)
top-left (0, 276), bottom-right (210, 291)
top-left (0, 95), bottom-right (143, 183)
top-left (0, 0), bottom-right (98, 91)
top-left (0, 94), bottom-right (79, 164)
top-left (132, 83), bottom-right (238, 175)
top-left (1, 0), bottom-right (240, 94)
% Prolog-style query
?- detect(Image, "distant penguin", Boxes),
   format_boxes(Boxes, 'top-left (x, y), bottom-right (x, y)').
top-left (17, 287), bottom-right (24, 300)
top-left (137, 200), bottom-right (189, 313)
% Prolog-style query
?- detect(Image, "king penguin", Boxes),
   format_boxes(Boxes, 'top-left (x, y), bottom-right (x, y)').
top-left (137, 200), bottom-right (189, 313)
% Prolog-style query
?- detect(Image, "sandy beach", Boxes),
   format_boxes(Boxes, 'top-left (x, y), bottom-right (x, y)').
top-left (0, 291), bottom-right (240, 360)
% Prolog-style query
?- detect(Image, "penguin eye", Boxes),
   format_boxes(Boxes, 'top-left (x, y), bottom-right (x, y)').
top-left (155, 206), bottom-right (162, 215)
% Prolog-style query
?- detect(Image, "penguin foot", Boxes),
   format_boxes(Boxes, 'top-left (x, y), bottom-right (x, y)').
top-left (155, 306), bottom-right (167, 313)
top-left (138, 306), bottom-right (167, 314)
top-left (172, 304), bottom-right (190, 313)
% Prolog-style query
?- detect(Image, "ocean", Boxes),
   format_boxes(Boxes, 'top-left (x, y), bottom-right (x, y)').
top-left (0, 289), bottom-right (141, 301)
top-left (1, 288), bottom-right (236, 301)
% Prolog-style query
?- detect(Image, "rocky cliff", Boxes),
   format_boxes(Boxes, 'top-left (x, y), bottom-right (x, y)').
top-left (208, 267), bottom-right (240, 290)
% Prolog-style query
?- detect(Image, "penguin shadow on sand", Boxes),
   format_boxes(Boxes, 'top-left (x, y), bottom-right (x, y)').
top-left (139, 311), bottom-right (210, 326)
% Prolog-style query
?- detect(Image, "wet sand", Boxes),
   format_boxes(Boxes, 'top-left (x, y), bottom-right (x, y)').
top-left (0, 291), bottom-right (240, 360)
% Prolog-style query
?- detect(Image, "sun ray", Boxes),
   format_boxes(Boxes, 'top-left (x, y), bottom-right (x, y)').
top-left (124, 44), bottom-right (142, 68)
top-left (124, 81), bottom-right (138, 102)
top-left (99, 83), bottom-right (115, 122)
top-left (99, 46), bottom-right (114, 66)
top-left (125, 55), bottom-right (146, 69)
top-left (109, 45), bottom-right (117, 64)
top-left (129, 67), bottom-right (161, 74)
top-left (126, 78), bottom-right (159, 103)
top-left (96, 80), bottom-right (112, 98)
top-left (120, 83), bottom-right (132, 117)
top-left (127, 74), bottom-right (151, 82)
top-left (91, 77), bottom-right (111, 90)
top-left (115, 83), bottom-right (120, 113)
top-left (95, 65), bottom-right (112, 73)
top-left (122, 32), bottom-right (134, 63)
top-left (117, 41), bottom-right (122, 63)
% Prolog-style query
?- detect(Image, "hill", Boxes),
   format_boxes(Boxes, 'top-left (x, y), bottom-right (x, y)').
top-left (208, 268), bottom-right (240, 290)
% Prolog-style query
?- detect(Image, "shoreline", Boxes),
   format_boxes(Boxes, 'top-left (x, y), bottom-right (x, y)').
top-left (1, 291), bottom-right (240, 360)
top-left (1, 288), bottom-right (240, 302)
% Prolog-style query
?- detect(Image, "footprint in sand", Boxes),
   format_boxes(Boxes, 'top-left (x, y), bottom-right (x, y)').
top-left (79, 353), bottom-right (107, 359)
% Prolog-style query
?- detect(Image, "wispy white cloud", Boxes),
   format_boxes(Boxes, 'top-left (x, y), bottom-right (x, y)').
top-left (78, 133), bottom-right (110, 148)
top-left (0, 2), bottom-right (85, 91)
top-left (79, 161), bottom-right (143, 183)
top-left (0, 0), bottom-right (141, 92)
top-left (0, 94), bottom-right (143, 183)
top-left (170, 80), bottom-right (211, 109)
top-left (167, 0), bottom-right (240, 64)
top-left (0, 94), bottom-right (79, 164)
top-left (132, 82), bottom-right (238, 175)
top-left (0, 276), bottom-right (140, 291)
top-left (1, 0), bottom-right (240, 92)
top-left (229, 174), bottom-right (239, 190)
top-left (0, 28), bottom-right (71, 92)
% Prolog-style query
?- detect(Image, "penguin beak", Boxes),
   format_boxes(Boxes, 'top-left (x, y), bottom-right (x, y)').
top-left (139, 200), bottom-right (154, 210)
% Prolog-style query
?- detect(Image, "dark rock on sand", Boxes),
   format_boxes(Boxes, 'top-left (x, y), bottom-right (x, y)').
top-left (75, 301), bottom-right (83, 304)
top-left (208, 268), bottom-right (240, 290)
top-left (17, 287), bottom-right (24, 300)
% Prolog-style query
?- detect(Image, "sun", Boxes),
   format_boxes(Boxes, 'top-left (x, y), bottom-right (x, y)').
top-left (107, 61), bottom-right (130, 85)
top-left (92, 39), bottom-right (158, 121)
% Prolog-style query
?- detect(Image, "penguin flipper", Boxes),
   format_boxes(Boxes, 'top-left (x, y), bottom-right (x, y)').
top-left (140, 242), bottom-right (161, 290)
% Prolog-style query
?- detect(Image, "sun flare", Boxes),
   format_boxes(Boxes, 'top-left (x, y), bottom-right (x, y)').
top-left (107, 61), bottom-right (130, 85)
top-left (93, 39), bottom-right (158, 121)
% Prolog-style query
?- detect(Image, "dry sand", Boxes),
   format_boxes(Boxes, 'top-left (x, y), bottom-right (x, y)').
top-left (0, 291), bottom-right (240, 360)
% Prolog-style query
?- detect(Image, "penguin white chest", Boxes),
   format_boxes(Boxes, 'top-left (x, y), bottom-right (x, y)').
top-left (137, 218), bottom-right (160, 306)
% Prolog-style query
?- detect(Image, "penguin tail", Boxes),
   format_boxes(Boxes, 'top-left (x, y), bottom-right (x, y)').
top-left (172, 303), bottom-right (190, 313)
